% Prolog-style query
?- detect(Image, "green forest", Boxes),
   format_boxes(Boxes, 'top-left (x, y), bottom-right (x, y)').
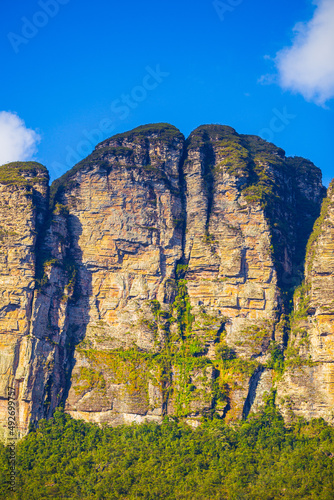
top-left (1, 397), bottom-right (334, 500)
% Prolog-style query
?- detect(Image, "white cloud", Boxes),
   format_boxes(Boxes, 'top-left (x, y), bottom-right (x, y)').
top-left (275, 0), bottom-right (334, 105)
top-left (0, 111), bottom-right (41, 165)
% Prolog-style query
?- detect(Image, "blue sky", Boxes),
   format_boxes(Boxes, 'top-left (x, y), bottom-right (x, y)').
top-left (0, 0), bottom-right (333, 185)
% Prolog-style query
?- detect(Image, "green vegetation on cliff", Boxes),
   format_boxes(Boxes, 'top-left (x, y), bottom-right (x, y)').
top-left (102, 122), bottom-right (183, 144)
top-left (0, 162), bottom-right (48, 187)
top-left (74, 279), bottom-right (215, 417)
top-left (187, 126), bottom-right (324, 305)
top-left (1, 404), bottom-right (334, 499)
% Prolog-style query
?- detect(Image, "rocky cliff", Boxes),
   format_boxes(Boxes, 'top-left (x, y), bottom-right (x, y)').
top-left (278, 180), bottom-right (334, 422)
top-left (0, 123), bottom-right (330, 440)
top-left (0, 162), bottom-right (49, 440)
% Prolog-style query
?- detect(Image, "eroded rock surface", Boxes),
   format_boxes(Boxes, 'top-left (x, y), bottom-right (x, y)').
top-left (0, 163), bottom-right (49, 440)
top-left (47, 124), bottom-right (185, 425)
top-left (278, 181), bottom-right (334, 422)
top-left (0, 124), bottom-right (330, 439)
top-left (182, 125), bottom-right (324, 420)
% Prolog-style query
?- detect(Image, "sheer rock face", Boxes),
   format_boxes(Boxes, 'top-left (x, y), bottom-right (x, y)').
top-left (0, 124), bottom-right (330, 439)
top-left (181, 126), bottom-right (325, 420)
top-left (0, 163), bottom-right (49, 440)
top-left (278, 181), bottom-right (334, 422)
top-left (184, 127), bottom-right (280, 350)
top-left (51, 125), bottom-right (185, 424)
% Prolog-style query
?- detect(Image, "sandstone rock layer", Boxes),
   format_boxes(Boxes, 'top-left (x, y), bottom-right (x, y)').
top-left (278, 181), bottom-right (334, 422)
top-left (0, 124), bottom-right (330, 440)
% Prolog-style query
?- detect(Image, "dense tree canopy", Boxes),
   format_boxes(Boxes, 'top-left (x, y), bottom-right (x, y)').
top-left (1, 399), bottom-right (334, 499)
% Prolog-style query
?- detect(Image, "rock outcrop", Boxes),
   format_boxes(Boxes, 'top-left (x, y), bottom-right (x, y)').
top-left (54, 125), bottom-right (185, 425)
top-left (0, 123), bottom-right (330, 440)
top-left (278, 181), bottom-right (334, 422)
top-left (0, 162), bottom-right (49, 440)
top-left (182, 125), bottom-right (325, 420)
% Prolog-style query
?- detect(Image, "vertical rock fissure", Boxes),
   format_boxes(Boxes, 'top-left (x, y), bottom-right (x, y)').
top-left (60, 213), bottom-right (92, 413)
top-left (242, 366), bottom-right (264, 419)
top-left (202, 137), bottom-right (216, 236)
top-left (177, 138), bottom-right (188, 267)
